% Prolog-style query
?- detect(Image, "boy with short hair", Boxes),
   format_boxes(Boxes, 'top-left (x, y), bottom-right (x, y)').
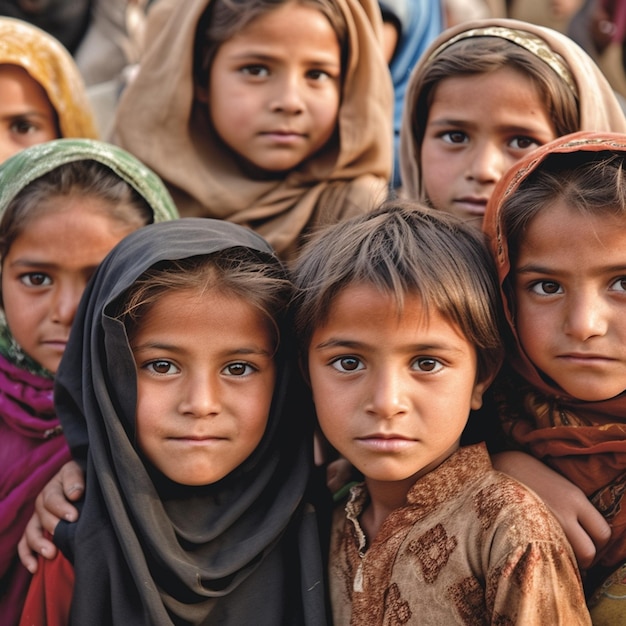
top-left (291, 201), bottom-right (591, 625)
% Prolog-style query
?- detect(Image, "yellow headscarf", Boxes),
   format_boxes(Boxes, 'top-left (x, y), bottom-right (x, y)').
top-left (0, 17), bottom-right (98, 139)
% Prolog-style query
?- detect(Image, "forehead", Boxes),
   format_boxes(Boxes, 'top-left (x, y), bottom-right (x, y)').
top-left (515, 198), bottom-right (626, 269)
top-left (429, 66), bottom-right (545, 119)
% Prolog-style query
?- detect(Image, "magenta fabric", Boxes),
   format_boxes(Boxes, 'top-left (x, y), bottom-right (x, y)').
top-left (0, 353), bottom-right (71, 626)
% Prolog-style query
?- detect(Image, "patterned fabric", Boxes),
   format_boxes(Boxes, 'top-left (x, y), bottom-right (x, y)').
top-left (400, 18), bottom-right (626, 204)
top-left (111, 0), bottom-right (393, 260)
top-left (588, 561), bottom-right (626, 624)
top-left (483, 131), bottom-right (626, 571)
top-left (426, 25), bottom-right (578, 97)
top-left (0, 17), bottom-right (98, 139)
top-left (329, 444), bottom-right (590, 625)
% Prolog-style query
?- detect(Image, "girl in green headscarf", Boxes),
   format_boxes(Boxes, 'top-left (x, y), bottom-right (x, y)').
top-left (0, 138), bottom-right (178, 626)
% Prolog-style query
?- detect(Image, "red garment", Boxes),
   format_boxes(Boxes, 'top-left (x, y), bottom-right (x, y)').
top-left (19, 549), bottom-right (74, 626)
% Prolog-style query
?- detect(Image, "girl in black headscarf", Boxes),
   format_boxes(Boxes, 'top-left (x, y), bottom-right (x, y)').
top-left (22, 217), bottom-right (328, 625)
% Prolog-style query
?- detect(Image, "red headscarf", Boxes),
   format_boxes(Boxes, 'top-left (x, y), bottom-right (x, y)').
top-left (484, 131), bottom-right (626, 568)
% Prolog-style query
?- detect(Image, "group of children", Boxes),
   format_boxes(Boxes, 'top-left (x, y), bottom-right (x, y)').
top-left (2, 0), bottom-right (626, 623)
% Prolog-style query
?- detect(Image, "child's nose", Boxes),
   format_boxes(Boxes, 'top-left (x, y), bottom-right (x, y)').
top-left (365, 368), bottom-right (409, 419)
top-left (179, 374), bottom-right (221, 417)
top-left (564, 293), bottom-right (609, 341)
top-left (50, 283), bottom-right (82, 326)
top-left (467, 142), bottom-right (505, 184)
top-left (270, 74), bottom-right (305, 114)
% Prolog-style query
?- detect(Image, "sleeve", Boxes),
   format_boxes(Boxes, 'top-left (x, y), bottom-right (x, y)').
top-left (487, 540), bottom-right (591, 624)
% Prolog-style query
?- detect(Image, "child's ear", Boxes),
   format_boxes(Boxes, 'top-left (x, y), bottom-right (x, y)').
top-left (470, 373), bottom-right (496, 411)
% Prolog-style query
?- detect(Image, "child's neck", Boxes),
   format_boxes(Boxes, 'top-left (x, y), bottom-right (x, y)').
top-left (361, 477), bottom-right (413, 542)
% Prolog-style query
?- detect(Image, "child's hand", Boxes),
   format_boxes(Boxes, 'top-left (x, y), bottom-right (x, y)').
top-left (327, 457), bottom-right (355, 495)
top-left (492, 450), bottom-right (611, 570)
top-left (17, 460), bottom-right (85, 573)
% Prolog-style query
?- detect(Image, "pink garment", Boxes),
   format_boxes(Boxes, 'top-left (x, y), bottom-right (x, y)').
top-left (0, 354), bottom-right (71, 626)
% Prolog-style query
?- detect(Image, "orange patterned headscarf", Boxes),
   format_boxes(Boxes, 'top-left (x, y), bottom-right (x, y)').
top-left (484, 131), bottom-right (626, 568)
top-left (0, 17), bottom-right (98, 139)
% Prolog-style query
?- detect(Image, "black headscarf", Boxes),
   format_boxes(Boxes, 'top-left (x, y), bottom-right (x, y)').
top-left (54, 218), bottom-right (329, 625)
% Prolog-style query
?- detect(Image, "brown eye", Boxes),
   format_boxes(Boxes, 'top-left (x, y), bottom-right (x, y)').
top-left (330, 356), bottom-right (363, 372)
top-left (146, 360), bottom-right (178, 375)
top-left (224, 362), bottom-right (254, 376)
top-left (412, 358), bottom-right (442, 373)
top-left (530, 281), bottom-right (562, 295)
top-left (20, 272), bottom-right (51, 287)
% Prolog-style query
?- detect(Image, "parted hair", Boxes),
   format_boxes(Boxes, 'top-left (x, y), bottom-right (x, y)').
top-left (0, 160), bottom-right (153, 260)
top-left (291, 200), bottom-right (504, 382)
top-left (500, 151), bottom-right (626, 266)
top-left (117, 247), bottom-right (292, 350)
top-left (408, 37), bottom-right (579, 150)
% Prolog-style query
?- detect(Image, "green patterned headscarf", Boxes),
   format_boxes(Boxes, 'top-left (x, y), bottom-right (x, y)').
top-left (0, 138), bottom-right (180, 376)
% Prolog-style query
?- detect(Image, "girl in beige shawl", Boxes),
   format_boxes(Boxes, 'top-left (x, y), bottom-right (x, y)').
top-left (399, 17), bottom-right (626, 227)
top-left (112, 0), bottom-right (393, 261)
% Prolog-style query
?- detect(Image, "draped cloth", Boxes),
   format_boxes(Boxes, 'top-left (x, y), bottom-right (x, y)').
top-left (483, 131), bottom-right (626, 569)
top-left (111, 0), bottom-right (393, 259)
top-left (399, 17), bottom-right (626, 204)
top-left (378, 0), bottom-right (443, 188)
top-left (53, 218), bottom-right (328, 624)
top-left (0, 138), bottom-right (178, 626)
top-left (0, 16), bottom-right (99, 139)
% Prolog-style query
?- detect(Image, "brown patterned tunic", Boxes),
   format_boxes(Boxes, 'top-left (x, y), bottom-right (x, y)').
top-left (329, 443), bottom-right (591, 625)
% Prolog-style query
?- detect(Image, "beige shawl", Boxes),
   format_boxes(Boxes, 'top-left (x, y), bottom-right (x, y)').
top-left (0, 17), bottom-right (98, 140)
top-left (112, 0), bottom-right (393, 259)
top-left (399, 17), bottom-right (626, 203)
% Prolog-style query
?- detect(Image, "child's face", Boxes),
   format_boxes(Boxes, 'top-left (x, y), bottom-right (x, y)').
top-left (1, 198), bottom-right (135, 373)
top-left (308, 283), bottom-right (488, 492)
top-left (513, 199), bottom-right (626, 401)
top-left (420, 67), bottom-right (556, 226)
top-left (207, 2), bottom-right (341, 176)
top-left (131, 287), bottom-right (276, 486)
top-left (0, 65), bottom-right (58, 164)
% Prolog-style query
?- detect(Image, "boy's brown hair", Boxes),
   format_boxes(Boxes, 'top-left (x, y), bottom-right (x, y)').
top-left (291, 200), bottom-right (504, 383)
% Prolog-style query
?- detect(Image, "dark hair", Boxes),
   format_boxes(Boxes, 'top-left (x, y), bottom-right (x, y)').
top-left (0, 160), bottom-right (153, 259)
top-left (291, 199), bottom-right (504, 383)
top-left (194, 0), bottom-right (348, 90)
top-left (118, 247), bottom-right (292, 350)
top-left (500, 150), bottom-right (626, 265)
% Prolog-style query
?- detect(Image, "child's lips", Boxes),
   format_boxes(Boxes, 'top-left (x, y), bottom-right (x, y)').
top-left (357, 433), bottom-right (416, 452)
top-left (43, 339), bottom-right (68, 350)
top-left (169, 435), bottom-right (228, 446)
top-left (454, 197), bottom-right (488, 215)
top-left (558, 352), bottom-right (616, 364)
top-left (260, 129), bottom-right (306, 143)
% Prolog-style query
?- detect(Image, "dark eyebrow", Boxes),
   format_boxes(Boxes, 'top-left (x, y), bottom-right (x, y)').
top-left (313, 337), bottom-right (464, 355)
top-left (132, 341), bottom-right (273, 358)
top-left (516, 263), bottom-right (626, 275)
top-left (514, 263), bottom-right (558, 275)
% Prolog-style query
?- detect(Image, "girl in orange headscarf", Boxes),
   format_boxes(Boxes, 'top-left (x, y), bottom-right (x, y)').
top-left (484, 131), bottom-right (626, 616)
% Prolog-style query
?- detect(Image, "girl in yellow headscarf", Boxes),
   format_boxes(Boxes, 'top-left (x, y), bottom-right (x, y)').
top-left (0, 17), bottom-right (98, 163)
